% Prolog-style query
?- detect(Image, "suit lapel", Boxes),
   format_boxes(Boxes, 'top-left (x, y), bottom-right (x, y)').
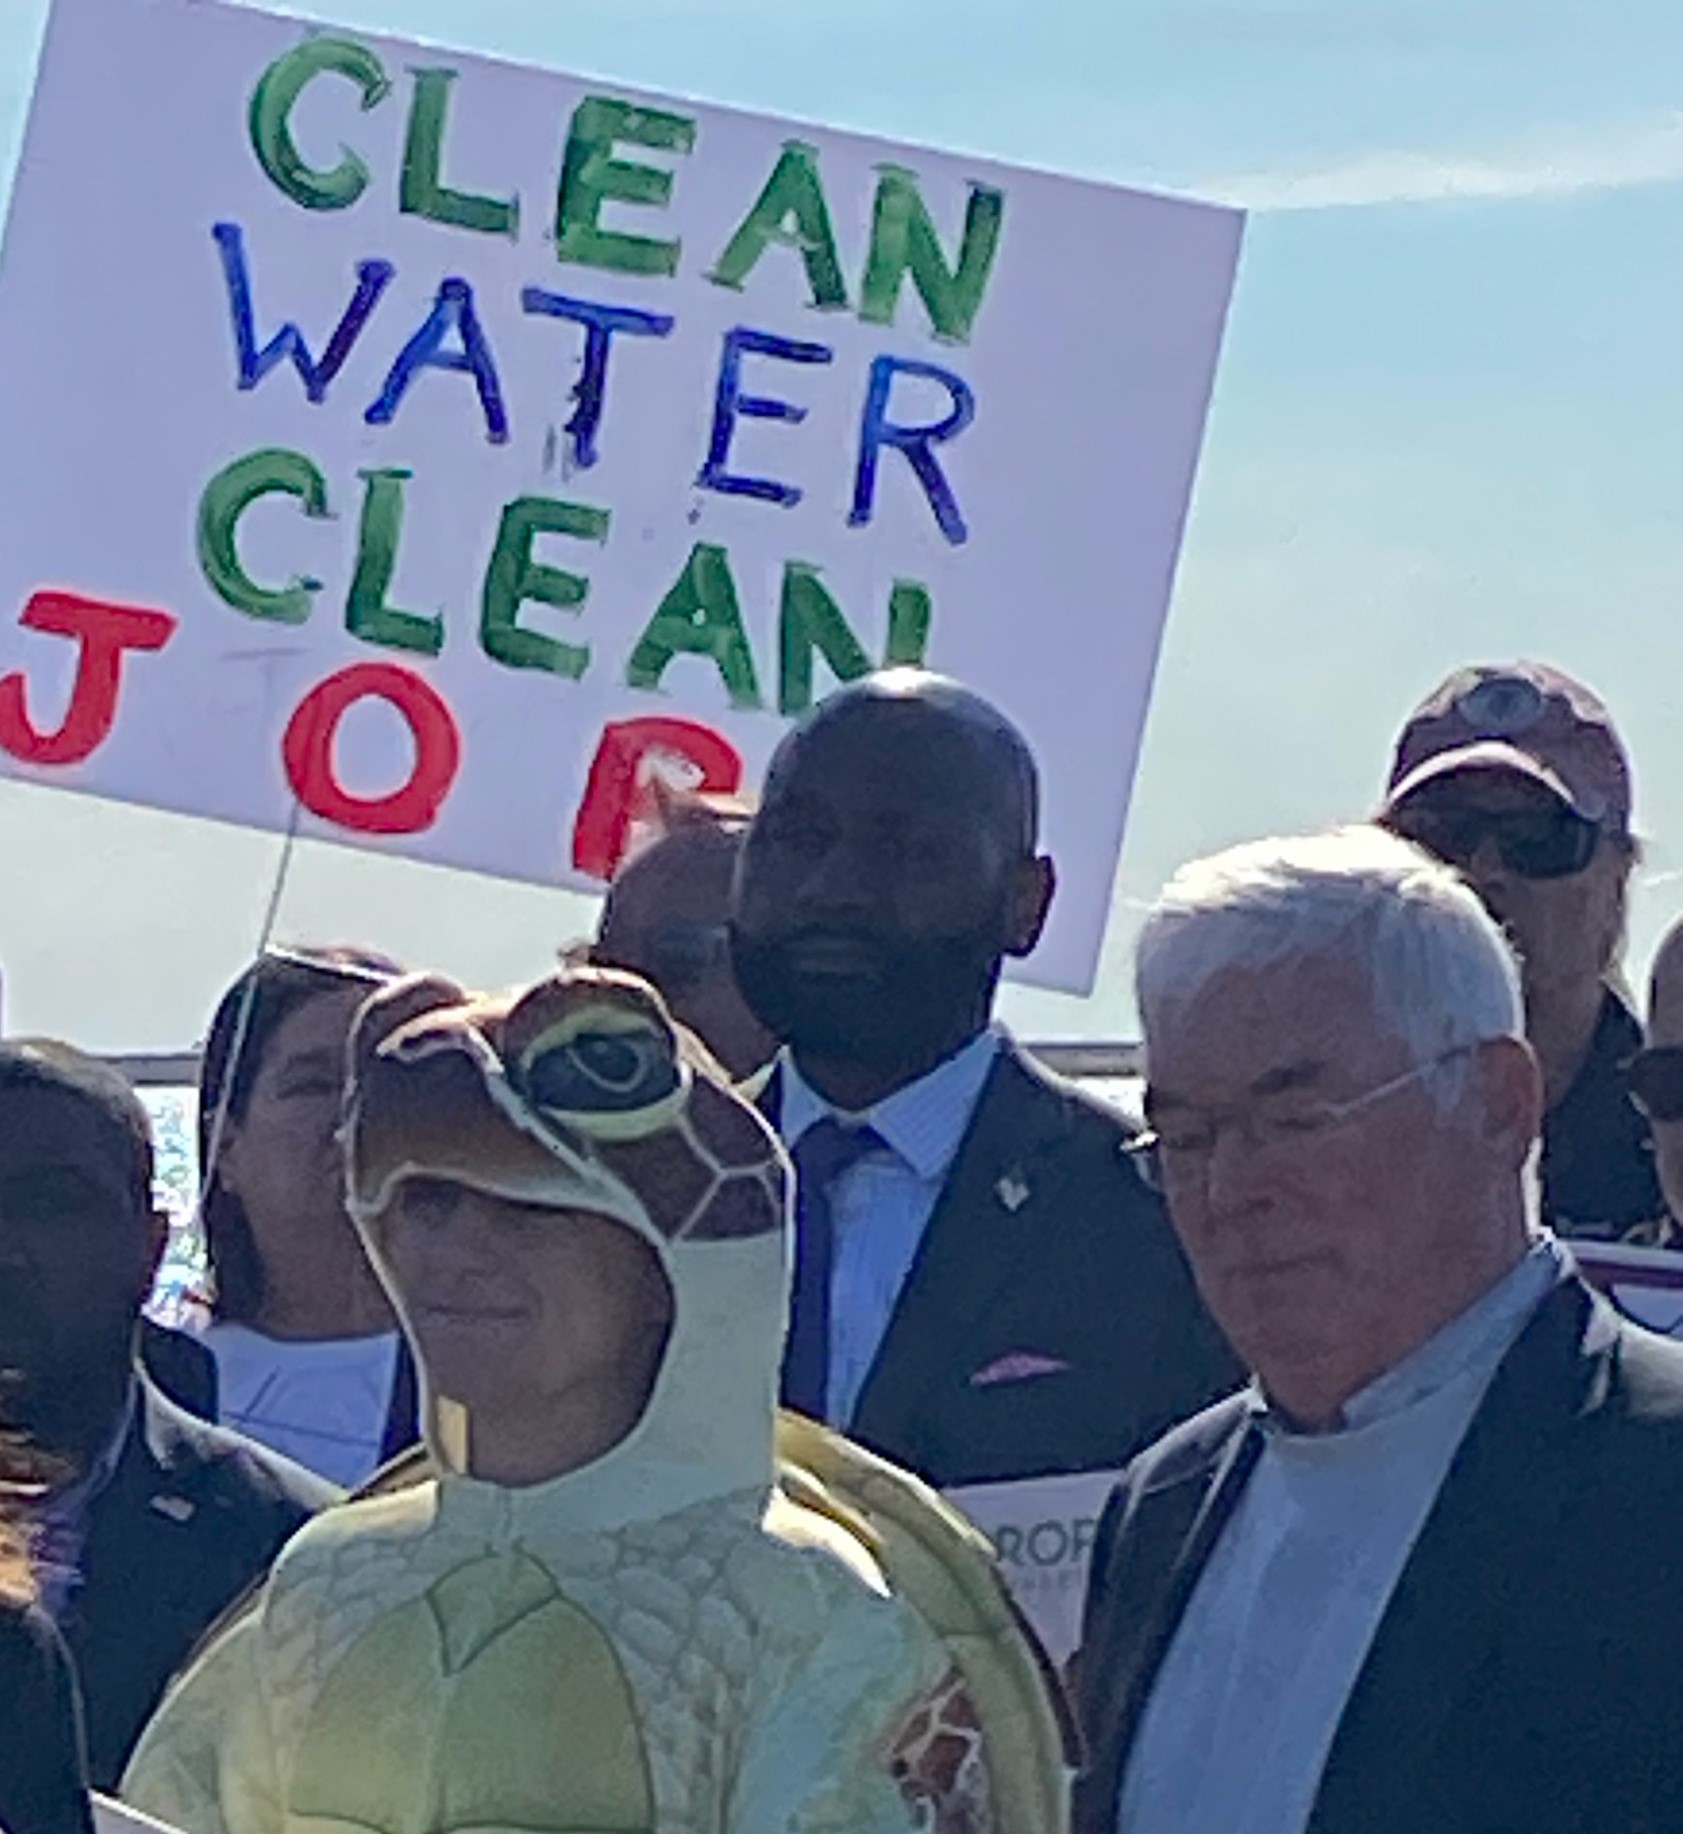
top-left (1077, 1410), bottom-right (1262, 1832)
top-left (1153, 1419), bottom-right (1266, 1676)
top-left (850, 1046), bottom-right (1074, 1450)
top-left (1307, 1279), bottom-right (1617, 1834)
top-left (68, 1386), bottom-right (216, 1785)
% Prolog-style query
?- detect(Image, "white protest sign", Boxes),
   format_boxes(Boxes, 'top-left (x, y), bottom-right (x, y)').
top-left (1573, 1240), bottom-right (1683, 1339)
top-left (93, 1799), bottom-right (183, 1834)
top-left (946, 1466), bottom-right (1123, 1666)
top-left (0, 0), bottom-right (1240, 992)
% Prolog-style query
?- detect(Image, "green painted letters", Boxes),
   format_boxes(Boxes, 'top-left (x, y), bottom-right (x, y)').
top-left (197, 448), bottom-right (330, 624)
top-left (626, 543), bottom-right (761, 707)
top-left (709, 141), bottom-right (847, 310)
top-left (777, 563), bottom-right (869, 715)
top-left (248, 36), bottom-right (391, 212)
top-left (859, 166), bottom-right (1004, 344)
top-left (346, 470), bottom-right (444, 655)
top-left (480, 497), bottom-right (610, 678)
top-left (555, 97), bottom-right (696, 278)
top-left (883, 578), bottom-right (933, 667)
top-left (401, 68), bottom-right (519, 238)
top-left (778, 566), bottom-right (935, 714)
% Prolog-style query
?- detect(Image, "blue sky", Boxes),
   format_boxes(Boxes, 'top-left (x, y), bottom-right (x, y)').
top-left (2, 0), bottom-right (1681, 1049)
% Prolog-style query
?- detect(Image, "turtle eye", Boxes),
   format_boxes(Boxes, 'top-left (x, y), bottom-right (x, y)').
top-left (520, 1027), bottom-right (679, 1115)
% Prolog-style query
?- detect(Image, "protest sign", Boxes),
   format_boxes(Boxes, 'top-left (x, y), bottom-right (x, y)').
top-left (1573, 1239), bottom-right (1683, 1339)
top-left (0, 0), bottom-right (1240, 991)
top-left (93, 1798), bottom-right (182, 1834)
top-left (946, 1465), bottom-right (1123, 1665)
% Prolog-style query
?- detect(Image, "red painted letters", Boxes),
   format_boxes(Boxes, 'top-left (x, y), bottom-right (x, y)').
top-left (572, 715), bottom-right (743, 879)
top-left (0, 591), bottom-right (177, 766)
top-left (282, 662), bottom-right (461, 834)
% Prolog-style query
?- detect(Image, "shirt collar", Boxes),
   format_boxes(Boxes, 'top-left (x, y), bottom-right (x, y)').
top-left (780, 1028), bottom-right (1003, 1181)
top-left (1254, 1231), bottom-right (1572, 1437)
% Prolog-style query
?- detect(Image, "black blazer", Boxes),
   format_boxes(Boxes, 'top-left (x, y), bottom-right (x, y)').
top-left (0, 1601), bottom-right (92, 1834)
top-left (64, 1382), bottom-right (339, 1791)
top-left (1073, 1277), bottom-right (1683, 1834)
top-left (771, 1042), bottom-right (1240, 1487)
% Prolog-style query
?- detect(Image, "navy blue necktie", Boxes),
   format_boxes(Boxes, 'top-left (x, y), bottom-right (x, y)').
top-left (782, 1118), bottom-right (885, 1421)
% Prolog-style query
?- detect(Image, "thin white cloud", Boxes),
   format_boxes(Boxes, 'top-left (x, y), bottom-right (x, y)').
top-left (1201, 113), bottom-right (1683, 211)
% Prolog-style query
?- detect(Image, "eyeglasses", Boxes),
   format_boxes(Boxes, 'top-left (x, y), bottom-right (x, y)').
top-left (1626, 1046), bottom-right (1683, 1123)
top-left (1386, 801), bottom-right (1602, 881)
top-left (1126, 1045), bottom-right (1476, 1193)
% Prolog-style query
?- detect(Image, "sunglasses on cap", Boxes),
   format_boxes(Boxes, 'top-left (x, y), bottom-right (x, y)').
top-left (1387, 800), bottom-right (1602, 881)
top-left (1626, 1047), bottom-right (1683, 1123)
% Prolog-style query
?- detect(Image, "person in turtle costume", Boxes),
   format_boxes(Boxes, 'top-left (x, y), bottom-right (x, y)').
top-left (124, 964), bottom-right (1067, 1833)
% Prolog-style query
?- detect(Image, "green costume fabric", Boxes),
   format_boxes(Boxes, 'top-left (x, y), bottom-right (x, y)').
top-left (123, 968), bottom-right (1013, 1833)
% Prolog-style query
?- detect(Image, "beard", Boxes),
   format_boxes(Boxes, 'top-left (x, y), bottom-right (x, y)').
top-left (730, 920), bottom-right (1004, 1069)
top-left (0, 1292), bottom-right (133, 1460)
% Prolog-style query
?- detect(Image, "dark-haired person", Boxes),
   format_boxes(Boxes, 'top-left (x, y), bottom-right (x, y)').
top-left (0, 1520), bottom-right (93, 1834)
top-left (731, 670), bottom-right (1238, 1487)
top-left (1380, 662), bottom-right (1661, 1239)
top-left (1631, 918), bottom-right (1683, 1234)
top-left (0, 1040), bottom-right (336, 1789)
top-left (594, 787), bottom-right (777, 1080)
top-left (196, 947), bottom-right (420, 1486)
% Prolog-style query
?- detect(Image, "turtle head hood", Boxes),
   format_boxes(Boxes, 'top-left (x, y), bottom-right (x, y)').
top-left (344, 965), bottom-right (789, 1522)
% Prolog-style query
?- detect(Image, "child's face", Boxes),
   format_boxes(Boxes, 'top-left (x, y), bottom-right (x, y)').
top-left (382, 1177), bottom-right (674, 1432)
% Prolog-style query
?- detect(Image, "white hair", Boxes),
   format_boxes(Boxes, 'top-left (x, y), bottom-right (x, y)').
top-left (1136, 826), bottom-right (1524, 1112)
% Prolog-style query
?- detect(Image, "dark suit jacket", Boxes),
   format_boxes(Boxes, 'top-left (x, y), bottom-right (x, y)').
top-left (0, 1601), bottom-right (92, 1834)
top-left (64, 1382), bottom-right (339, 1790)
top-left (1073, 1277), bottom-right (1683, 1834)
top-left (771, 1041), bottom-right (1240, 1487)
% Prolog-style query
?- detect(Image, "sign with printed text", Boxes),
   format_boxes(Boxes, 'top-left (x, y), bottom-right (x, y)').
top-left (1573, 1240), bottom-right (1683, 1339)
top-left (0, 0), bottom-right (1240, 991)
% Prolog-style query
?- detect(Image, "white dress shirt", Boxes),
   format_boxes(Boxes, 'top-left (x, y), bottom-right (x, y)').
top-left (1119, 1233), bottom-right (1571, 1834)
top-left (780, 1029), bottom-right (1001, 1426)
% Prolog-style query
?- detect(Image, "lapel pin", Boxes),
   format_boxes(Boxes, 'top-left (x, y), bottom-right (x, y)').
top-left (150, 1494), bottom-right (195, 1524)
top-left (996, 1171), bottom-right (1030, 1213)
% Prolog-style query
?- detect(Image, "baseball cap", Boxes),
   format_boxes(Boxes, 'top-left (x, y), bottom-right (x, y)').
top-left (1383, 662), bottom-right (1632, 833)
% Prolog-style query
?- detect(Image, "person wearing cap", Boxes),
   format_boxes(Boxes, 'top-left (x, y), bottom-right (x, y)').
top-left (1380, 663), bottom-right (1661, 1241)
top-left (124, 964), bottom-right (1068, 1834)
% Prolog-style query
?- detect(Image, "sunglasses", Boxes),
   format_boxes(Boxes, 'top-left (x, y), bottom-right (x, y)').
top-left (1388, 801), bottom-right (1602, 881)
top-left (1626, 1047), bottom-right (1683, 1123)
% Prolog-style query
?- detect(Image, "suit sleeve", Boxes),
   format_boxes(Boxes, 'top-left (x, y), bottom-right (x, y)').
top-left (121, 1610), bottom-right (282, 1834)
top-left (0, 1605), bottom-right (94, 1834)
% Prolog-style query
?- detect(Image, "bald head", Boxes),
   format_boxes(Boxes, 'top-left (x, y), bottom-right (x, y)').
top-left (595, 811), bottom-right (775, 1079)
top-left (733, 671), bottom-right (1054, 1102)
top-left (765, 671), bottom-right (1040, 855)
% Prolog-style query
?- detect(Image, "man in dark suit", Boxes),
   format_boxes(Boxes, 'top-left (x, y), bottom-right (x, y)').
top-left (1073, 826), bottom-right (1683, 1834)
top-left (730, 670), bottom-right (1237, 1487)
top-left (0, 1041), bottom-right (337, 1789)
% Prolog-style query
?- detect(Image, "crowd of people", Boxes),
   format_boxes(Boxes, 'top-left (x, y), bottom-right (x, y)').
top-left (2, 657), bottom-right (1682, 1832)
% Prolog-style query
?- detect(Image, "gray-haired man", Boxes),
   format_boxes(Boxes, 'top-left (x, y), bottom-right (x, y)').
top-left (1073, 826), bottom-right (1683, 1834)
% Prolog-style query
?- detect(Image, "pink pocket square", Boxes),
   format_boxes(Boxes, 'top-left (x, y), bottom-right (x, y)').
top-left (968, 1350), bottom-right (1072, 1388)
